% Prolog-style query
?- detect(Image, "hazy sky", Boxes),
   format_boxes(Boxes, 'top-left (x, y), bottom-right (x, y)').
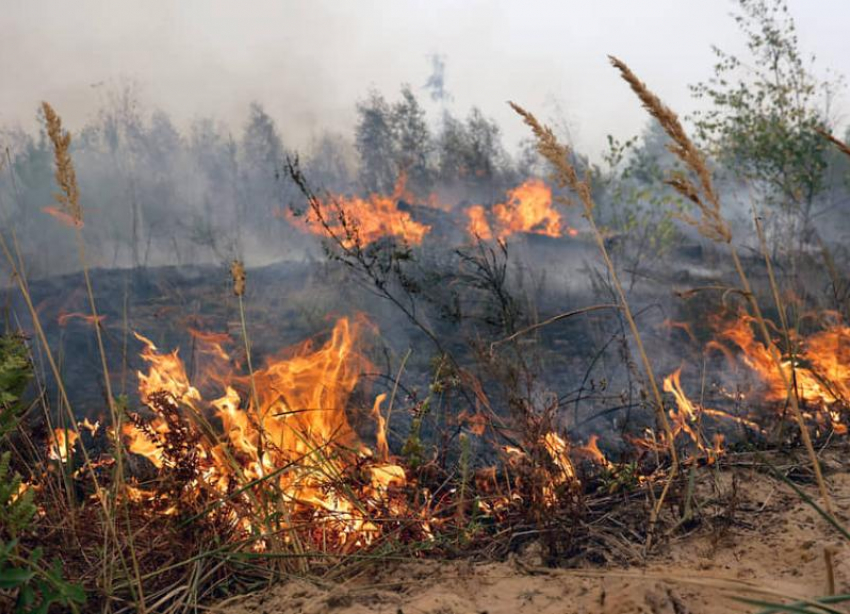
top-left (2, 0), bottom-right (848, 161)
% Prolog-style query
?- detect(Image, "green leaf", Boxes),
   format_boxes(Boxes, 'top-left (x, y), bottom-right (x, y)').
top-left (0, 566), bottom-right (35, 589)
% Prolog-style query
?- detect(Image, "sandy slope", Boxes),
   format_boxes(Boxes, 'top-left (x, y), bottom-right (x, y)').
top-left (218, 455), bottom-right (850, 614)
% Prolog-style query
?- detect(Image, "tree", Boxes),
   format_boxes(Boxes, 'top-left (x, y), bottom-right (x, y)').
top-left (97, 82), bottom-right (148, 270)
top-left (689, 0), bottom-right (838, 249)
top-left (391, 85), bottom-right (433, 194)
top-left (600, 122), bottom-right (684, 289)
top-left (355, 90), bottom-right (397, 194)
top-left (436, 107), bottom-right (510, 190)
top-left (241, 102), bottom-right (285, 225)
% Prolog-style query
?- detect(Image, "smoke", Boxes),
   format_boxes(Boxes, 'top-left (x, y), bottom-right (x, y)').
top-left (8, 0), bottom-right (837, 161)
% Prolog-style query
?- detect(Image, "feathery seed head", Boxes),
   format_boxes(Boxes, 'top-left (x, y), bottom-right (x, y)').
top-left (231, 260), bottom-right (246, 297)
top-left (41, 102), bottom-right (82, 226)
top-left (608, 57), bottom-right (731, 244)
top-left (509, 102), bottom-right (594, 212)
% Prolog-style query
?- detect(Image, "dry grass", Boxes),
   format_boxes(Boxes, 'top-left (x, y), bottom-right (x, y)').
top-left (41, 102), bottom-right (82, 225)
top-left (41, 101), bottom-right (149, 610)
top-left (608, 55), bottom-right (835, 519)
top-left (2, 68), bottom-right (849, 614)
top-left (509, 101), bottom-right (679, 547)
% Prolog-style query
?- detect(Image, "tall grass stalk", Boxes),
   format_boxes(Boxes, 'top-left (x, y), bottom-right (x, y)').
top-left (609, 56), bottom-right (834, 517)
top-left (509, 102), bottom-right (679, 546)
top-left (0, 187), bottom-right (148, 607)
top-left (41, 101), bottom-right (149, 611)
top-left (230, 258), bottom-right (308, 572)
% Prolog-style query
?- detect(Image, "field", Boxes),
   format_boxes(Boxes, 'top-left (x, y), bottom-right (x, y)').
top-left (3, 2), bottom-right (850, 612)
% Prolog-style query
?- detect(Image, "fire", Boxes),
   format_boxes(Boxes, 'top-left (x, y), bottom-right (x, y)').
top-left (465, 179), bottom-right (578, 240)
top-left (466, 204), bottom-right (493, 240)
top-left (574, 435), bottom-right (613, 469)
top-left (43, 205), bottom-right (84, 228)
top-left (663, 367), bottom-right (715, 460)
top-left (711, 313), bottom-right (850, 410)
top-left (48, 428), bottom-right (79, 463)
top-left (123, 317), bottom-right (413, 549)
top-left (494, 179), bottom-right (563, 238)
top-left (660, 366), bottom-right (761, 462)
top-left (57, 311), bottom-right (106, 327)
top-left (290, 174), bottom-right (431, 248)
top-left (805, 322), bottom-right (850, 404)
top-left (542, 432), bottom-right (576, 483)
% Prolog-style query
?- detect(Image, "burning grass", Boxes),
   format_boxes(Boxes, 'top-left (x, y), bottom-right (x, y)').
top-left (5, 63), bottom-right (850, 614)
top-left (9, 299), bottom-right (850, 611)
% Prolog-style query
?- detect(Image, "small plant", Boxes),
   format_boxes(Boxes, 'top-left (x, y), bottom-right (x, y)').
top-left (0, 335), bottom-right (86, 613)
top-left (0, 334), bottom-right (33, 437)
top-left (0, 539), bottom-right (86, 614)
top-left (598, 461), bottom-right (641, 495)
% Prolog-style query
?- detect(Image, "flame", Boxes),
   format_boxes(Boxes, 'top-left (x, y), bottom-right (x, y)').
top-left (57, 311), bottom-right (106, 327)
top-left (371, 393), bottom-right (389, 463)
top-left (466, 179), bottom-right (577, 241)
top-left (79, 417), bottom-right (100, 435)
top-left (465, 205), bottom-right (493, 240)
top-left (542, 432), bottom-right (577, 489)
top-left (123, 317), bottom-right (413, 549)
top-left (134, 332), bottom-right (202, 408)
top-left (492, 432), bottom-right (582, 511)
top-left (712, 313), bottom-right (849, 409)
top-left (48, 428), bottom-right (79, 463)
top-left (291, 174), bottom-right (430, 247)
top-left (43, 206), bottom-right (84, 228)
top-left (805, 323), bottom-right (850, 403)
top-left (574, 435), bottom-right (613, 469)
top-left (663, 367), bottom-right (702, 445)
top-left (662, 366), bottom-right (760, 461)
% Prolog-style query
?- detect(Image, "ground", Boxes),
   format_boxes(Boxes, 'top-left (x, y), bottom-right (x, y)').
top-left (216, 451), bottom-right (850, 614)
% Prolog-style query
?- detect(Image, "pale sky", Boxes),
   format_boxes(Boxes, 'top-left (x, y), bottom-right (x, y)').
top-left (2, 0), bottom-right (848, 161)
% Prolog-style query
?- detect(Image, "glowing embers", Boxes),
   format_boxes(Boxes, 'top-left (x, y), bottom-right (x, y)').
top-left (466, 179), bottom-right (578, 240)
top-left (290, 174), bottom-right (431, 248)
top-left (122, 317), bottom-right (413, 550)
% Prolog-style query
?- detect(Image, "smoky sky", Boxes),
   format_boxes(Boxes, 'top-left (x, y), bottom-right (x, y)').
top-left (2, 0), bottom-right (849, 160)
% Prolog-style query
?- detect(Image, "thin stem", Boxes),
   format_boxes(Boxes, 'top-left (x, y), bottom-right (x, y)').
top-left (729, 246), bottom-right (833, 515)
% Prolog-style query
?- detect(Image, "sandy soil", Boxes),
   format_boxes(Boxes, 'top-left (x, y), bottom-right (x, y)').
top-left (217, 454), bottom-right (850, 614)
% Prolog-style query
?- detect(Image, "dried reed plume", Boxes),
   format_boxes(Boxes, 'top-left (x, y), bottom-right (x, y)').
top-left (40, 101), bottom-right (148, 609)
top-left (607, 57), bottom-right (731, 244)
top-left (510, 101), bottom-right (679, 544)
top-left (609, 55), bottom-right (834, 517)
top-left (231, 259), bottom-right (246, 297)
top-left (41, 102), bottom-right (82, 226)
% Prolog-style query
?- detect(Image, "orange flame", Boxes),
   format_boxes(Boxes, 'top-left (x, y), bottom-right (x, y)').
top-left (42, 206), bottom-right (84, 228)
top-left (542, 432), bottom-right (577, 482)
top-left (291, 174), bottom-right (430, 247)
top-left (662, 366), bottom-right (759, 461)
top-left (712, 313), bottom-right (846, 407)
top-left (123, 317), bottom-right (411, 548)
top-left (573, 435), bottom-right (613, 469)
top-left (494, 180), bottom-right (562, 238)
top-left (466, 179), bottom-right (577, 240)
top-left (48, 428), bottom-right (79, 463)
top-left (57, 311), bottom-right (106, 327)
top-left (465, 205), bottom-right (493, 240)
